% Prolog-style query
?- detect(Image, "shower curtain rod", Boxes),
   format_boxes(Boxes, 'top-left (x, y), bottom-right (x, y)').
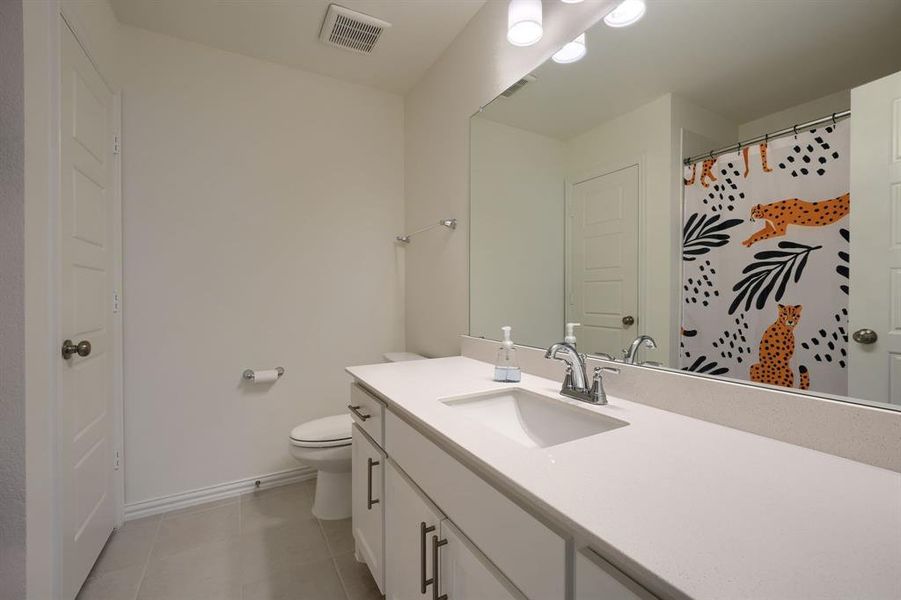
top-left (683, 109), bottom-right (850, 165)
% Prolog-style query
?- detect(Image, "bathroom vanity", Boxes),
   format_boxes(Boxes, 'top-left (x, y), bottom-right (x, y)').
top-left (346, 356), bottom-right (901, 600)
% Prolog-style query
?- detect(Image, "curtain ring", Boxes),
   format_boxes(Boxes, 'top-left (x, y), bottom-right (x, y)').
top-left (709, 150), bottom-right (714, 160)
top-left (832, 112), bottom-right (837, 125)
top-left (793, 125), bottom-right (798, 138)
top-left (764, 133), bottom-right (769, 144)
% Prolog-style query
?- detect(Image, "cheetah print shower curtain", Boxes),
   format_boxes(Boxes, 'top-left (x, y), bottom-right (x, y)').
top-left (680, 119), bottom-right (850, 397)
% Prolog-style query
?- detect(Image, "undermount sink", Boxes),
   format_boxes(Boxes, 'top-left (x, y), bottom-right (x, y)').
top-left (440, 388), bottom-right (628, 449)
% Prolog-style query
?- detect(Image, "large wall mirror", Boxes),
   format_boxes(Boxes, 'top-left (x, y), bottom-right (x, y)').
top-left (469, 0), bottom-right (901, 411)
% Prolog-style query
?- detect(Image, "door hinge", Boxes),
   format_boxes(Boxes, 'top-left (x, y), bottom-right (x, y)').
top-left (112, 134), bottom-right (120, 155)
top-left (113, 449), bottom-right (121, 471)
top-left (112, 289), bottom-right (120, 314)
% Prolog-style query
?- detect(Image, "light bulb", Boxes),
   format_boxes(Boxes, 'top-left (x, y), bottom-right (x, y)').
top-left (552, 33), bottom-right (586, 64)
top-left (507, 0), bottom-right (543, 47)
top-left (604, 0), bottom-right (646, 28)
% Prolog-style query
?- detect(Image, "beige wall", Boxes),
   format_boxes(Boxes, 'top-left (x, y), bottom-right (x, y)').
top-left (118, 26), bottom-right (405, 505)
top-left (470, 117), bottom-right (565, 348)
top-left (1, 1), bottom-right (26, 597)
top-left (404, 0), bottom-right (616, 357)
top-left (738, 90), bottom-right (850, 140)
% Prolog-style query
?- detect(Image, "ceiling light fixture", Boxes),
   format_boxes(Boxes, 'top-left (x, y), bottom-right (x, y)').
top-left (552, 33), bottom-right (586, 64)
top-left (604, 0), bottom-right (646, 28)
top-left (507, 0), bottom-right (543, 47)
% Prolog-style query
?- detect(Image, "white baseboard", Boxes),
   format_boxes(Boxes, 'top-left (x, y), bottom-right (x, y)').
top-left (124, 466), bottom-right (316, 521)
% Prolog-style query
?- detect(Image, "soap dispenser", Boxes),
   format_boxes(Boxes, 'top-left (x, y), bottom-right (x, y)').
top-left (565, 322), bottom-right (581, 347)
top-left (494, 326), bottom-right (521, 383)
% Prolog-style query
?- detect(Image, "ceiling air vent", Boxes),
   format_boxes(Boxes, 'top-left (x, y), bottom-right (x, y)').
top-left (319, 4), bottom-right (391, 55)
top-left (500, 74), bottom-right (537, 98)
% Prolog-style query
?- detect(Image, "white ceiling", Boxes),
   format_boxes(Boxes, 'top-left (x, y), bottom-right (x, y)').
top-left (110, 0), bottom-right (487, 94)
top-left (482, 0), bottom-right (901, 139)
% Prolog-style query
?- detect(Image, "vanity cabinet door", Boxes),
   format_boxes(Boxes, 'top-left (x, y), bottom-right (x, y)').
top-left (352, 424), bottom-right (385, 593)
top-left (385, 460), bottom-right (444, 600)
top-left (575, 547), bottom-right (657, 600)
top-left (434, 519), bottom-right (525, 600)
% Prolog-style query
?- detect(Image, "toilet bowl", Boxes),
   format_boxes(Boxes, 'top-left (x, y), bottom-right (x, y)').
top-left (289, 352), bottom-right (426, 520)
top-left (289, 414), bottom-right (353, 520)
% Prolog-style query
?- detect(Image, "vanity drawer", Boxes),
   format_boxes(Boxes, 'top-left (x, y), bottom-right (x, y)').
top-left (349, 383), bottom-right (384, 447)
top-left (385, 410), bottom-right (566, 600)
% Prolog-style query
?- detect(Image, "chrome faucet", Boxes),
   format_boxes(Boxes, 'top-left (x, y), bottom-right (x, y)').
top-left (545, 342), bottom-right (587, 389)
top-left (623, 335), bottom-right (656, 364)
top-left (545, 342), bottom-right (619, 404)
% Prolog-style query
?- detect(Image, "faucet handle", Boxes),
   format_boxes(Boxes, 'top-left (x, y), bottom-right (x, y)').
top-left (589, 366), bottom-right (619, 405)
top-left (593, 365), bottom-right (620, 378)
top-left (593, 352), bottom-right (616, 361)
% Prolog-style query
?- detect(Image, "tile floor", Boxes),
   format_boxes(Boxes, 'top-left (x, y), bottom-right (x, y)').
top-left (76, 480), bottom-right (381, 600)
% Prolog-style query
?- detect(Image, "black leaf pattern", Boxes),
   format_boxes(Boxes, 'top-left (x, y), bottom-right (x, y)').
top-left (681, 355), bottom-right (729, 376)
top-left (836, 228), bottom-right (849, 295)
top-left (682, 213), bottom-right (743, 261)
top-left (729, 241), bottom-right (821, 314)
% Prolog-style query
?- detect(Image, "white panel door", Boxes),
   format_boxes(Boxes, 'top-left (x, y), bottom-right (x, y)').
top-left (385, 460), bottom-right (444, 600)
top-left (352, 425), bottom-right (385, 592)
top-left (568, 165), bottom-right (640, 356)
top-left (848, 69), bottom-right (901, 405)
top-left (435, 519), bottom-right (524, 600)
top-left (59, 18), bottom-right (117, 598)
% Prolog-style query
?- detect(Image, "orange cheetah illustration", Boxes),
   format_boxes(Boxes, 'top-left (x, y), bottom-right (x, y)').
top-left (699, 158), bottom-right (718, 188)
top-left (749, 304), bottom-right (809, 390)
top-left (742, 193), bottom-right (850, 247)
top-left (741, 142), bottom-right (774, 178)
top-left (683, 163), bottom-right (697, 186)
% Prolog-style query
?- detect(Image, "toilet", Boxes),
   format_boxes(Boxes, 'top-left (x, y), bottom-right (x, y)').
top-left (289, 352), bottom-right (426, 520)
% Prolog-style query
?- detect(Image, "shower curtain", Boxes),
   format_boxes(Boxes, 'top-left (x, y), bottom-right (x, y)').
top-left (680, 119), bottom-right (850, 396)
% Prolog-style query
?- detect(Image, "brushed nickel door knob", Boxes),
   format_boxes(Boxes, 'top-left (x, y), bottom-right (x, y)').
top-left (61, 339), bottom-right (92, 359)
top-left (852, 329), bottom-right (878, 344)
top-left (622, 315), bottom-right (635, 327)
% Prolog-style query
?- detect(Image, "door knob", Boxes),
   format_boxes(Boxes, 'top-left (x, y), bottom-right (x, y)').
top-left (622, 315), bottom-right (635, 327)
top-left (852, 329), bottom-right (878, 344)
top-left (61, 339), bottom-right (92, 359)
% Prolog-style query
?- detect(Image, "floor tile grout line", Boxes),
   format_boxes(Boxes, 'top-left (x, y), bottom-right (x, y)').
top-left (318, 516), bottom-right (353, 600)
top-left (132, 515), bottom-right (163, 600)
top-left (331, 555), bottom-right (353, 600)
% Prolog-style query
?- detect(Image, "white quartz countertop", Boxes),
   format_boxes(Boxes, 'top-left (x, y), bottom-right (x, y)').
top-left (346, 357), bottom-right (901, 600)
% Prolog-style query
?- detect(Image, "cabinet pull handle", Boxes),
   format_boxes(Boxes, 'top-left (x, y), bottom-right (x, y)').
top-left (431, 534), bottom-right (448, 600)
top-left (348, 404), bottom-right (371, 421)
top-left (366, 458), bottom-right (380, 509)
top-left (420, 522), bottom-right (436, 593)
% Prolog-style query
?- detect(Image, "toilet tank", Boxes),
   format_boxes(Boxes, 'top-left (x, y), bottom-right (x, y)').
top-left (383, 352), bottom-right (426, 363)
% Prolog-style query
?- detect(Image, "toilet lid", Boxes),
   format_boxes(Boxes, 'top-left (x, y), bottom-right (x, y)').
top-left (290, 414), bottom-right (352, 448)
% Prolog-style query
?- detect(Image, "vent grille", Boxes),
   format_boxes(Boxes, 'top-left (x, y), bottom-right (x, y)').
top-left (319, 4), bottom-right (391, 55)
top-left (501, 74), bottom-right (537, 98)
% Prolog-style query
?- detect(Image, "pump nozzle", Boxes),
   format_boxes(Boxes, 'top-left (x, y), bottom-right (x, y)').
top-left (564, 322), bottom-right (581, 346)
top-left (501, 326), bottom-right (513, 348)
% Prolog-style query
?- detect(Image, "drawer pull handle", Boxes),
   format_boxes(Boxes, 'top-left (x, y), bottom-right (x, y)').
top-left (348, 404), bottom-right (371, 421)
top-left (431, 534), bottom-right (448, 600)
top-left (366, 458), bottom-right (380, 510)
top-left (420, 522), bottom-right (436, 593)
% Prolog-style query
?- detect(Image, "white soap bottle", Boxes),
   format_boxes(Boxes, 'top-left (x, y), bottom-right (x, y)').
top-left (494, 326), bottom-right (521, 383)
top-left (565, 322), bottom-right (581, 347)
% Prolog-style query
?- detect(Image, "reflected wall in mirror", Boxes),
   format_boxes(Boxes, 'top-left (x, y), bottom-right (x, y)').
top-left (469, 0), bottom-right (901, 410)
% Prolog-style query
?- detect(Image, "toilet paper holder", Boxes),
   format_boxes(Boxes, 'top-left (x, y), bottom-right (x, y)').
top-left (242, 367), bottom-right (285, 382)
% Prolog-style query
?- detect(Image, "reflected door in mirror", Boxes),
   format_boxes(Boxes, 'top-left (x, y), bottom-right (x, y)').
top-left (848, 70), bottom-right (901, 404)
top-left (567, 165), bottom-right (639, 357)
